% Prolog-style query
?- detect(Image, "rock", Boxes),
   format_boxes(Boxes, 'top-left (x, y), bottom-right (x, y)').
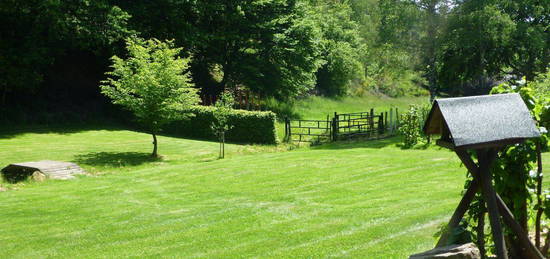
top-left (31, 171), bottom-right (47, 182)
top-left (409, 243), bottom-right (481, 259)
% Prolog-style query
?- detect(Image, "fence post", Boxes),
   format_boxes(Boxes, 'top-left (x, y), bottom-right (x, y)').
top-left (378, 112), bottom-right (384, 135)
top-left (332, 112), bottom-right (338, 141)
top-left (389, 108), bottom-right (394, 134)
top-left (385, 111), bottom-right (388, 133)
top-left (327, 115), bottom-right (331, 142)
top-left (396, 108), bottom-right (399, 130)
top-left (285, 117), bottom-right (291, 143)
top-left (369, 108), bottom-right (375, 135)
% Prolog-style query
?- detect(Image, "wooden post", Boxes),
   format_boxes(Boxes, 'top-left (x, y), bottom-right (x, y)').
top-left (332, 112), bottom-right (338, 141)
top-left (496, 194), bottom-right (545, 259)
top-left (378, 112), bottom-right (384, 135)
top-left (477, 149), bottom-right (508, 259)
top-left (384, 111), bottom-right (388, 133)
top-left (396, 108), bottom-right (399, 128)
top-left (436, 179), bottom-right (479, 247)
top-left (287, 119), bottom-right (292, 142)
top-left (369, 108), bottom-right (375, 135)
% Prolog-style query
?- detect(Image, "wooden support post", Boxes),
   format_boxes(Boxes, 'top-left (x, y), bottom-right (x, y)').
top-left (496, 194), bottom-right (545, 259)
top-left (436, 179), bottom-right (480, 247)
top-left (436, 150), bottom-right (498, 248)
top-left (477, 149), bottom-right (508, 259)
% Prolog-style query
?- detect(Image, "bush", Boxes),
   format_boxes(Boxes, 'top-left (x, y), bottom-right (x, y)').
top-left (398, 105), bottom-right (429, 148)
top-left (164, 106), bottom-right (277, 144)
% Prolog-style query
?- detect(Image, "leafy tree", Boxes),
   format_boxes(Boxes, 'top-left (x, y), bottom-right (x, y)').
top-left (308, 1), bottom-right (365, 96)
top-left (414, 0), bottom-right (452, 100)
top-left (503, 0), bottom-right (549, 81)
top-left (211, 91), bottom-right (235, 159)
top-left (101, 37), bottom-right (199, 157)
top-left (438, 1), bottom-right (516, 95)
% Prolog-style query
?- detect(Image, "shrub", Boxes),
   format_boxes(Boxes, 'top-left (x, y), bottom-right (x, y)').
top-left (398, 105), bottom-right (429, 148)
top-left (164, 106), bottom-right (277, 144)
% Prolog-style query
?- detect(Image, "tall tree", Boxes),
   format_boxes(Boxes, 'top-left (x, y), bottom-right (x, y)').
top-left (308, 0), bottom-right (365, 96)
top-left (502, 0), bottom-right (549, 81)
top-left (414, 0), bottom-right (451, 100)
top-left (437, 1), bottom-right (515, 95)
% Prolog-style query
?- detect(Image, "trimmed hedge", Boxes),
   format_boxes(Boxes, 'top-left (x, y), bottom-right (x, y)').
top-left (164, 106), bottom-right (278, 144)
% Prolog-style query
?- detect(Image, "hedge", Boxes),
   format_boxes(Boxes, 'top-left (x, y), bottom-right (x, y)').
top-left (163, 106), bottom-right (278, 144)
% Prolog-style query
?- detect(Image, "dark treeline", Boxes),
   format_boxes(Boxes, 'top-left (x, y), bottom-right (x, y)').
top-left (0, 0), bottom-right (548, 123)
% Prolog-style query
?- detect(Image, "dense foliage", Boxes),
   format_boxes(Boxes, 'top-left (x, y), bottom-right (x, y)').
top-left (101, 38), bottom-right (199, 157)
top-left (398, 105), bottom-right (429, 148)
top-left (165, 106), bottom-right (278, 144)
top-left (0, 0), bottom-right (548, 121)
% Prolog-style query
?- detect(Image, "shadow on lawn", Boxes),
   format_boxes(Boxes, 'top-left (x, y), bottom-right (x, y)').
top-left (0, 123), bottom-right (127, 139)
top-left (74, 152), bottom-right (161, 167)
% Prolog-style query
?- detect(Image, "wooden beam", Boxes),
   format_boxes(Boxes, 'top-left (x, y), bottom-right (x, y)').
top-left (436, 149), bottom-right (493, 248)
top-left (477, 149), bottom-right (508, 259)
top-left (496, 194), bottom-right (545, 259)
top-left (436, 179), bottom-right (479, 247)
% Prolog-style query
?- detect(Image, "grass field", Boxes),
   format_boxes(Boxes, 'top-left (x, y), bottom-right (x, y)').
top-left (2, 126), bottom-right (548, 258)
top-left (292, 95), bottom-right (429, 120)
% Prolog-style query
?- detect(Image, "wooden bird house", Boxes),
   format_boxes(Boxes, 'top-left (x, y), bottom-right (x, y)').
top-left (423, 93), bottom-right (543, 259)
top-left (424, 93), bottom-right (540, 150)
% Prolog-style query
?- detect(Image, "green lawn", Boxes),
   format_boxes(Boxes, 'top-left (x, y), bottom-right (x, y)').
top-left (1, 126), bottom-right (548, 258)
top-left (292, 95), bottom-right (429, 120)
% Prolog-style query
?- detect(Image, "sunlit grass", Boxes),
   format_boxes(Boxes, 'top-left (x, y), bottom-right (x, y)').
top-left (0, 127), bottom-right (474, 258)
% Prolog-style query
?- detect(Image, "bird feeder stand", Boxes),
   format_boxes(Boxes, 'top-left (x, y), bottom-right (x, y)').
top-left (423, 93), bottom-right (543, 259)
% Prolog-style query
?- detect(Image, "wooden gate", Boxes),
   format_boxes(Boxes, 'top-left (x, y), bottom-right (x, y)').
top-left (285, 108), bottom-right (399, 144)
top-left (284, 117), bottom-right (331, 143)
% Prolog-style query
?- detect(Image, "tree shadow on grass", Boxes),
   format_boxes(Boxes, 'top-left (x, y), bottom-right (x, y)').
top-left (73, 152), bottom-right (161, 168)
top-left (0, 123), bottom-right (128, 139)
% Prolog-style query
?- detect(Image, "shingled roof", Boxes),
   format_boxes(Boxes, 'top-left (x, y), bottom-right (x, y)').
top-left (423, 93), bottom-right (540, 149)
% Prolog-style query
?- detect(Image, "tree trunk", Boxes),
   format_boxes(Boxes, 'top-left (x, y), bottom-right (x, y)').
top-left (152, 132), bottom-right (158, 157)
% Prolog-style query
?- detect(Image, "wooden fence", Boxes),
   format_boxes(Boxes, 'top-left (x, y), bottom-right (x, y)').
top-left (285, 116), bottom-right (332, 143)
top-left (285, 108), bottom-right (400, 144)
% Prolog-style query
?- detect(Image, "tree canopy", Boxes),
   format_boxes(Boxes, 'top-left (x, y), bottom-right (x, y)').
top-left (1, 0), bottom-right (548, 118)
top-left (101, 37), bottom-right (199, 157)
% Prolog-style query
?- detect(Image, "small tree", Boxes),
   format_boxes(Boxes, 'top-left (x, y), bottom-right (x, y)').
top-left (211, 91), bottom-right (234, 159)
top-left (101, 37), bottom-right (199, 157)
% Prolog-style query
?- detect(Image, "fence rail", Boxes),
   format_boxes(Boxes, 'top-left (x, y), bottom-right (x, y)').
top-left (285, 108), bottom-right (400, 144)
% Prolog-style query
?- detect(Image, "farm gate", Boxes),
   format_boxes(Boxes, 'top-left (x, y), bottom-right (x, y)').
top-left (285, 108), bottom-right (399, 143)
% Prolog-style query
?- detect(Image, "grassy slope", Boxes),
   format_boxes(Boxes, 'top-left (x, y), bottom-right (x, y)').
top-left (4, 128), bottom-right (548, 258)
top-left (292, 95), bottom-right (429, 120)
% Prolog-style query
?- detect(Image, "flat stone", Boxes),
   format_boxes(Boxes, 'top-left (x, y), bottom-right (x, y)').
top-left (2, 160), bottom-right (85, 181)
top-left (409, 243), bottom-right (481, 259)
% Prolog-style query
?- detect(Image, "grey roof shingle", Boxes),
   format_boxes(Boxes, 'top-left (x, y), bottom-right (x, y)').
top-left (424, 93), bottom-right (540, 148)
